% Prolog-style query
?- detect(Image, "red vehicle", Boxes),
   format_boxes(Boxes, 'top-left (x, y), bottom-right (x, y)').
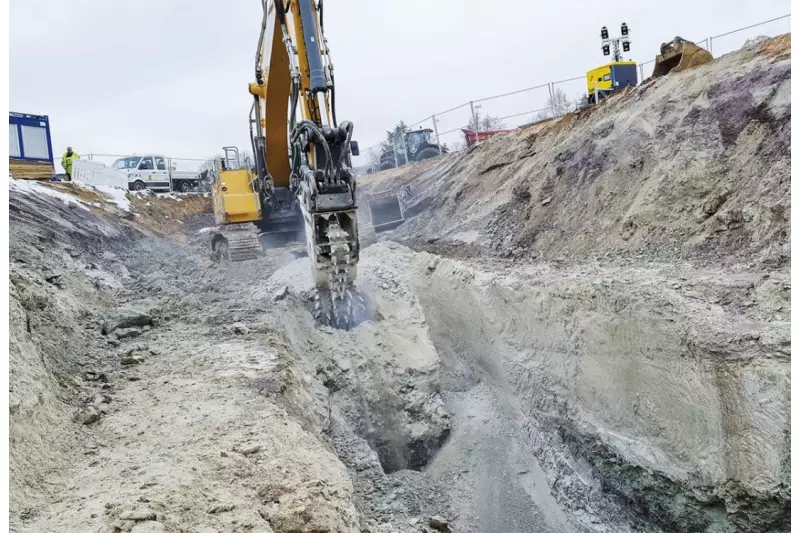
top-left (461, 128), bottom-right (514, 146)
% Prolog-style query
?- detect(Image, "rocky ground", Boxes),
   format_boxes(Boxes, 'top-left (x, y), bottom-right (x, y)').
top-left (9, 35), bottom-right (790, 533)
top-left (356, 35), bottom-right (791, 532)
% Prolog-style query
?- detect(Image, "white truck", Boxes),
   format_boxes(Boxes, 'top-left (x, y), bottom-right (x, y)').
top-left (110, 154), bottom-right (203, 192)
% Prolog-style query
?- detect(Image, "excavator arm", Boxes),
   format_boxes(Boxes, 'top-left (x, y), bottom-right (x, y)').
top-left (250, 0), bottom-right (362, 328)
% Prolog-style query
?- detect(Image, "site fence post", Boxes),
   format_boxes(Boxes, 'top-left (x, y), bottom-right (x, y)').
top-left (548, 82), bottom-right (556, 117)
top-left (469, 101), bottom-right (477, 132)
top-left (431, 114), bottom-right (442, 155)
top-left (709, 36), bottom-right (713, 54)
top-left (392, 134), bottom-right (399, 168)
top-left (638, 63), bottom-right (644, 83)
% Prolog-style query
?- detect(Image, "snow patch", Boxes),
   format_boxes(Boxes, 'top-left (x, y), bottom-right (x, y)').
top-left (72, 180), bottom-right (132, 212)
top-left (95, 184), bottom-right (132, 212)
top-left (162, 193), bottom-right (184, 202)
top-left (130, 190), bottom-right (155, 198)
top-left (9, 178), bottom-right (88, 210)
top-left (197, 227), bottom-right (218, 234)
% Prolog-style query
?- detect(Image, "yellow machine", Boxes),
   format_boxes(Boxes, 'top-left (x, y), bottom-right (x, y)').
top-left (210, 0), bottom-right (363, 328)
top-left (210, 147), bottom-right (264, 261)
top-left (651, 37), bottom-right (713, 78)
top-left (586, 61), bottom-right (638, 104)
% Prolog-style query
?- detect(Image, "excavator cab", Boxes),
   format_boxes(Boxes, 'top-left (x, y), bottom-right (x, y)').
top-left (651, 37), bottom-right (713, 78)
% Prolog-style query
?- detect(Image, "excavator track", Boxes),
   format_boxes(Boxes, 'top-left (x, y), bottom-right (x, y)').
top-left (211, 227), bottom-right (262, 262)
top-left (313, 222), bottom-right (365, 329)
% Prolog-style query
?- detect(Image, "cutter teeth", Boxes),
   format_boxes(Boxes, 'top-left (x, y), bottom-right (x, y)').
top-left (313, 221), bottom-right (359, 329)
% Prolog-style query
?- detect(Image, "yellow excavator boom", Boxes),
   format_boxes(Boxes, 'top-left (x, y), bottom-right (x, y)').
top-left (252, 0), bottom-right (363, 328)
top-left (210, 0), bottom-right (364, 328)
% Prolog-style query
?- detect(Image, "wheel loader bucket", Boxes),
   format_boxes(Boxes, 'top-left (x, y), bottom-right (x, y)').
top-left (651, 37), bottom-right (713, 78)
top-left (366, 189), bottom-right (404, 232)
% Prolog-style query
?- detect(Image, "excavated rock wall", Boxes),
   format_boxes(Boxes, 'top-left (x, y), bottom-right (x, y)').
top-left (410, 250), bottom-right (788, 531)
top-left (354, 35), bottom-right (792, 532)
top-left (9, 187), bottom-right (135, 517)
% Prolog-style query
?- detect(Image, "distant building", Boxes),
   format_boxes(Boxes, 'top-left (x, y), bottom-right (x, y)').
top-left (9, 112), bottom-right (54, 180)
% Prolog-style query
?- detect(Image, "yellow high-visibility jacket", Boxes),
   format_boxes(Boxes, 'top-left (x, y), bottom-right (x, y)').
top-left (61, 151), bottom-right (80, 174)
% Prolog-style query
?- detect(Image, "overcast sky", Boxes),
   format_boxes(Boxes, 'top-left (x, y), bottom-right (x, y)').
top-left (10, 0), bottom-right (790, 167)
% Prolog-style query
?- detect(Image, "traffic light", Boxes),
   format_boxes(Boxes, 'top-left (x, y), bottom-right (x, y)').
top-left (601, 26), bottom-right (609, 40)
top-left (621, 22), bottom-right (629, 36)
top-left (602, 44), bottom-right (610, 56)
top-left (622, 41), bottom-right (630, 52)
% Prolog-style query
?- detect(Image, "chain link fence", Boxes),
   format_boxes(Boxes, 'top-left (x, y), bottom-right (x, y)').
top-left (361, 13), bottom-right (790, 169)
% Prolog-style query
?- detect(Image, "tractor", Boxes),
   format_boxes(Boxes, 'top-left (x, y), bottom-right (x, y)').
top-left (379, 128), bottom-right (447, 170)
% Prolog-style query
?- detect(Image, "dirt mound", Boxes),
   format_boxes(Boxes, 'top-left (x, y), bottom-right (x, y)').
top-left (126, 193), bottom-right (212, 240)
top-left (360, 35), bottom-right (790, 269)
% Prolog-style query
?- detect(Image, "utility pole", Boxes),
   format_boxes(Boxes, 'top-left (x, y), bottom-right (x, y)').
top-left (472, 103), bottom-right (483, 145)
top-left (431, 115), bottom-right (442, 155)
top-left (469, 100), bottom-right (477, 143)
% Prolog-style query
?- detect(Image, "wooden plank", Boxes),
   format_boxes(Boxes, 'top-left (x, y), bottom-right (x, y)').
top-left (9, 159), bottom-right (55, 180)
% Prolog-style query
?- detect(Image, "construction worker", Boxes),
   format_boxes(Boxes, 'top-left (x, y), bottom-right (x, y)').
top-left (61, 146), bottom-right (80, 181)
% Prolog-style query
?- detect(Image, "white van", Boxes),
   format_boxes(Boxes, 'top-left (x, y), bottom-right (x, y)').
top-left (112, 154), bottom-right (201, 192)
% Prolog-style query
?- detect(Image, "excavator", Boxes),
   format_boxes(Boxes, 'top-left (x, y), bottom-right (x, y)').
top-left (209, 0), bottom-right (363, 328)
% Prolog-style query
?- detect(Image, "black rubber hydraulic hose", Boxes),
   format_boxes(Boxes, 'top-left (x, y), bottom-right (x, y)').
top-left (337, 121), bottom-right (353, 169)
top-left (292, 120), bottom-right (333, 178)
top-left (255, 1), bottom-right (269, 83)
top-left (318, 0), bottom-right (338, 127)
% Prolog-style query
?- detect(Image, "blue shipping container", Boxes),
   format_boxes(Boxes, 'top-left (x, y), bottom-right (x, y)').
top-left (9, 112), bottom-right (54, 163)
